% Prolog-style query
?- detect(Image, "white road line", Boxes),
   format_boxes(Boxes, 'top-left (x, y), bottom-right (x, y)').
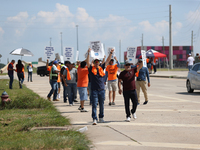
top-left (73, 122), bottom-right (200, 128)
top-left (96, 141), bottom-right (200, 149)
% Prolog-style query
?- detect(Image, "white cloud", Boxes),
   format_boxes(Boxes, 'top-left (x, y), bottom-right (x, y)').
top-left (0, 27), bottom-right (4, 35)
top-left (186, 10), bottom-right (200, 23)
top-left (7, 12), bottom-right (28, 22)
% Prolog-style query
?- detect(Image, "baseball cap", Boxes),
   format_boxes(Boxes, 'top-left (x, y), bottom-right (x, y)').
top-left (53, 60), bottom-right (58, 64)
top-left (125, 60), bottom-right (131, 65)
top-left (189, 53), bottom-right (191, 56)
top-left (138, 59), bottom-right (143, 62)
top-left (110, 59), bottom-right (114, 62)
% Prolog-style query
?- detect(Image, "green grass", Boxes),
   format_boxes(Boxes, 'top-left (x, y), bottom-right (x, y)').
top-left (0, 79), bottom-right (90, 150)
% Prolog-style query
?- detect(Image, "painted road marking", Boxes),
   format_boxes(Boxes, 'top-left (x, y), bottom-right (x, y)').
top-left (96, 141), bottom-right (200, 149)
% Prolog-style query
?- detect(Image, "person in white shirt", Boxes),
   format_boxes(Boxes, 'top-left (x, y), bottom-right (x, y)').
top-left (187, 53), bottom-right (194, 71)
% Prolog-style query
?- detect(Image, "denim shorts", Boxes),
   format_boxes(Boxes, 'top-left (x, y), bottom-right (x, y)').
top-left (78, 87), bottom-right (88, 101)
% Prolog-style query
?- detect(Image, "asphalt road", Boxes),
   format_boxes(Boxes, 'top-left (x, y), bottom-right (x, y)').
top-left (5, 73), bottom-right (200, 150)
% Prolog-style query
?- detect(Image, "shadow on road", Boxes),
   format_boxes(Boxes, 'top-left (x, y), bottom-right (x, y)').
top-left (176, 92), bottom-right (200, 95)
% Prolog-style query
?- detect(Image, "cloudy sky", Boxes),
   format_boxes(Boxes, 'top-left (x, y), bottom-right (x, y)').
top-left (0, 0), bottom-right (200, 64)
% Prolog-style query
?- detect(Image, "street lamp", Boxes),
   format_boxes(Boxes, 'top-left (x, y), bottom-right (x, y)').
top-left (76, 25), bottom-right (79, 60)
top-left (60, 32), bottom-right (63, 56)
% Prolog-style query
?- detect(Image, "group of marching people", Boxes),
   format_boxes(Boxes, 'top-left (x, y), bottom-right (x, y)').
top-left (47, 48), bottom-right (150, 125)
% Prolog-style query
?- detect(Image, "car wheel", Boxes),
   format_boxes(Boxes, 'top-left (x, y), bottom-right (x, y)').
top-left (187, 80), bottom-right (194, 93)
top-left (40, 74), bottom-right (44, 77)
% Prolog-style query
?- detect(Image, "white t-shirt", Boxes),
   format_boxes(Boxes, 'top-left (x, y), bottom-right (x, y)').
top-left (187, 56), bottom-right (194, 66)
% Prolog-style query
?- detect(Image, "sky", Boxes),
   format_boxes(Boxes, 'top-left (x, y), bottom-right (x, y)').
top-left (0, 0), bottom-right (200, 64)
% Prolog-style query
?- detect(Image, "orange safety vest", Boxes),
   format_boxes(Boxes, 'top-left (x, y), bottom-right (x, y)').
top-left (66, 67), bottom-right (71, 80)
top-left (7, 63), bottom-right (14, 70)
top-left (92, 66), bottom-right (105, 77)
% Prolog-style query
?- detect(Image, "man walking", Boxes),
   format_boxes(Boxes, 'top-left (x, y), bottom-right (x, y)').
top-left (118, 60), bottom-right (143, 122)
top-left (27, 63), bottom-right (33, 82)
top-left (77, 61), bottom-right (89, 112)
top-left (86, 48), bottom-right (114, 125)
top-left (63, 62), bottom-right (77, 106)
top-left (187, 53), bottom-right (194, 71)
top-left (7, 60), bottom-right (15, 89)
top-left (47, 60), bottom-right (60, 101)
top-left (135, 59), bottom-right (150, 105)
top-left (105, 56), bottom-right (120, 105)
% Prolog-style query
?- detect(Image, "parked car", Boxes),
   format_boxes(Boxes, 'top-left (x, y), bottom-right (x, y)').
top-left (37, 62), bottom-right (53, 77)
top-left (186, 62), bottom-right (200, 93)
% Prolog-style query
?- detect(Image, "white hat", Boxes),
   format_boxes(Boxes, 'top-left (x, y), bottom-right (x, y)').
top-left (189, 53), bottom-right (191, 56)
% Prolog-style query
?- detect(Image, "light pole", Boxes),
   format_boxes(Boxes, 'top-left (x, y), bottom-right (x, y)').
top-left (50, 37), bottom-right (52, 46)
top-left (76, 25), bottom-right (79, 60)
top-left (60, 32), bottom-right (63, 56)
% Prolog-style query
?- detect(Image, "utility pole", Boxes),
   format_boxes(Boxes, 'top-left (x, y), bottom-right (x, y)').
top-left (50, 38), bottom-right (51, 46)
top-left (162, 36), bottom-right (165, 68)
top-left (141, 34), bottom-right (144, 50)
top-left (76, 25), bottom-right (79, 60)
top-left (191, 30), bottom-right (193, 54)
top-left (169, 5), bottom-right (173, 69)
top-left (119, 40), bottom-right (121, 63)
top-left (60, 32), bottom-right (63, 56)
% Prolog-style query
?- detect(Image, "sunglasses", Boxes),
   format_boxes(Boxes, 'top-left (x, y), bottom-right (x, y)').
top-left (125, 64), bottom-right (130, 66)
top-left (94, 60), bottom-right (100, 64)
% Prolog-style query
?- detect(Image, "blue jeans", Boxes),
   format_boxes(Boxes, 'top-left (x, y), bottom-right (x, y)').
top-left (17, 73), bottom-right (24, 88)
top-left (47, 80), bottom-right (58, 100)
top-left (28, 72), bottom-right (32, 82)
top-left (91, 90), bottom-right (105, 120)
top-left (62, 82), bottom-right (68, 103)
top-left (188, 65), bottom-right (192, 71)
top-left (88, 82), bottom-right (92, 104)
top-left (8, 74), bottom-right (13, 89)
top-left (123, 90), bottom-right (138, 118)
top-left (66, 83), bottom-right (77, 104)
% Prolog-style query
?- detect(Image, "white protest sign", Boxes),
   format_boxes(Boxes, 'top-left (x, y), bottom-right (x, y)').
top-left (55, 53), bottom-right (61, 62)
top-left (63, 47), bottom-right (74, 62)
top-left (44, 46), bottom-right (54, 61)
top-left (141, 50), bottom-right (147, 67)
top-left (107, 47), bottom-right (116, 59)
top-left (127, 47), bottom-right (137, 64)
top-left (85, 50), bottom-right (95, 64)
top-left (90, 41), bottom-right (104, 59)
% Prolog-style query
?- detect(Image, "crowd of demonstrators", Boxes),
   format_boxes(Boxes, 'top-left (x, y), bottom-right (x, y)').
top-left (63, 61), bottom-right (77, 106)
top-left (104, 56), bottom-right (120, 106)
top-left (187, 53), bottom-right (194, 71)
top-left (27, 63), bottom-right (33, 82)
top-left (118, 60), bottom-right (143, 122)
top-left (16, 60), bottom-right (25, 89)
top-left (7, 60), bottom-right (16, 89)
top-left (86, 48), bottom-right (114, 125)
top-left (135, 59), bottom-right (150, 105)
top-left (195, 53), bottom-right (200, 64)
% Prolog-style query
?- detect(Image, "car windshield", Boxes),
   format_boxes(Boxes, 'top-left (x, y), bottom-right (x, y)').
top-left (192, 64), bottom-right (200, 72)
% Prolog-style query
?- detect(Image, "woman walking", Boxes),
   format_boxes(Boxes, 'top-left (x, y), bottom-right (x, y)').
top-left (16, 60), bottom-right (25, 88)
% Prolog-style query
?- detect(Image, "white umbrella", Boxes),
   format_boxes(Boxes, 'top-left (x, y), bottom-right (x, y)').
top-left (10, 48), bottom-right (34, 56)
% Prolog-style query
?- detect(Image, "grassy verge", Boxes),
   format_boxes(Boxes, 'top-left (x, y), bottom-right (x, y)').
top-left (0, 79), bottom-right (90, 150)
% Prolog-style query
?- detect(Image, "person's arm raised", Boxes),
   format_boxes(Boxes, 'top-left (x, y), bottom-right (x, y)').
top-left (105, 49), bottom-right (114, 66)
top-left (86, 48), bottom-right (91, 68)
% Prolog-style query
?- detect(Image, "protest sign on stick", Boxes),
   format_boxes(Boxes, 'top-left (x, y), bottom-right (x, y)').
top-left (90, 41), bottom-right (104, 59)
top-left (44, 46), bottom-right (54, 61)
top-left (63, 47), bottom-right (74, 62)
top-left (107, 47), bottom-right (115, 59)
top-left (127, 47), bottom-right (137, 64)
top-left (141, 50), bottom-right (147, 67)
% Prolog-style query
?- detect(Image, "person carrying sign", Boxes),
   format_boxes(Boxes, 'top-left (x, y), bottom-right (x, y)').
top-left (27, 63), bottom-right (33, 82)
top-left (105, 56), bottom-right (120, 106)
top-left (118, 60), bottom-right (143, 122)
top-left (86, 48), bottom-right (114, 125)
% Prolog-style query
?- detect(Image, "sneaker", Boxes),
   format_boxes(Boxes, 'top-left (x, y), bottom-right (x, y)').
top-left (78, 106), bottom-right (81, 110)
top-left (47, 97), bottom-right (51, 101)
top-left (137, 103), bottom-right (140, 105)
top-left (53, 99), bottom-right (59, 101)
top-left (93, 119), bottom-right (97, 125)
top-left (58, 94), bottom-right (60, 99)
top-left (109, 102), bottom-right (111, 106)
top-left (111, 102), bottom-right (115, 105)
top-left (74, 99), bottom-right (78, 102)
top-left (99, 118), bottom-right (105, 123)
top-left (80, 108), bottom-right (88, 112)
top-left (143, 101), bottom-right (148, 105)
top-left (133, 113), bottom-right (137, 119)
top-left (69, 104), bottom-right (73, 106)
top-left (126, 117), bottom-right (131, 122)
